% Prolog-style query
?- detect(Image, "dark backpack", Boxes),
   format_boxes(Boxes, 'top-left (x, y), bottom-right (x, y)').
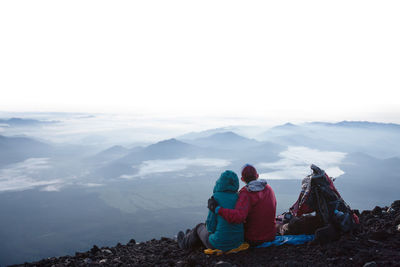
top-left (309, 165), bottom-right (354, 232)
top-left (291, 164), bottom-right (355, 233)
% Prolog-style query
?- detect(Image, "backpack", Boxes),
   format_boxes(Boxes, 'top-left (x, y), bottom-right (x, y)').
top-left (290, 164), bottom-right (356, 233)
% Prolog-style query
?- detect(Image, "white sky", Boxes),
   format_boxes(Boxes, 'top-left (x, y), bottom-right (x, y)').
top-left (1, 1), bottom-right (399, 122)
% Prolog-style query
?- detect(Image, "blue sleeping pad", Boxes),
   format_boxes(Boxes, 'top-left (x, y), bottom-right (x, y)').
top-left (256, 235), bottom-right (314, 248)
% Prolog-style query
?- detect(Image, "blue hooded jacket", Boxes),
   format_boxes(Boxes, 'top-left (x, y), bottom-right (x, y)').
top-left (206, 170), bottom-right (244, 251)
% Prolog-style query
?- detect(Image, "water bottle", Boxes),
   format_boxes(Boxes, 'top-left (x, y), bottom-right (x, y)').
top-left (334, 209), bottom-right (344, 218)
top-left (334, 209), bottom-right (352, 232)
top-left (284, 212), bottom-right (293, 222)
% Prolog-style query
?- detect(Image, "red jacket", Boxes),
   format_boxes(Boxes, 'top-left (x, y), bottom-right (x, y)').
top-left (218, 182), bottom-right (277, 244)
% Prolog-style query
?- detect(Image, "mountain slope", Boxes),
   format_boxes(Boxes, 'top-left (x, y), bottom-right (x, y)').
top-left (187, 131), bottom-right (260, 149)
top-left (259, 121), bottom-right (400, 158)
top-left (93, 139), bottom-right (209, 179)
top-left (0, 135), bottom-right (54, 167)
top-left (336, 153), bottom-right (400, 209)
top-left (86, 145), bottom-right (131, 164)
top-left (119, 139), bottom-right (204, 163)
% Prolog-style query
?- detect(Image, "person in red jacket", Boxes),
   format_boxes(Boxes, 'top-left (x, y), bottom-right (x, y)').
top-left (208, 164), bottom-right (277, 246)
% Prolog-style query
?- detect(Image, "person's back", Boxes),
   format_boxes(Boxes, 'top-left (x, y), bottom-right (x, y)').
top-left (209, 164), bottom-right (277, 246)
top-left (238, 180), bottom-right (276, 244)
top-left (206, 171), bottom-right (244, 251)
top-left (177, 170), bottom-right (244, 251)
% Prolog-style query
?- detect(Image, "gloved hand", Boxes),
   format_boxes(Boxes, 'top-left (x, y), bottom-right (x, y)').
top-left (208, 196), bottom-right (219, 213)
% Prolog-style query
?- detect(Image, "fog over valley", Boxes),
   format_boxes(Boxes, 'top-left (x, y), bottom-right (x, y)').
top-left (1, 113), bottom-right (400, 265)
top-left (1, 0), bottom-right (399, 264)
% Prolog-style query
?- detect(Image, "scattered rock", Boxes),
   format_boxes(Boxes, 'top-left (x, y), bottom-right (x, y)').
top-left (90, 245), bottom-right (100, 254)
top-left (102, 249), bottom-right (113, 254)
top-left (391, 200), bottom-right (400, 209)
top-left (394, 214), bottom-right (400, 225)
top-left (216, 261), bottom-right (232, 267)
top-left (365, 218), bottom-right (379, 226)
top-left (361, 210), bottom-right (371, 217)
top-left (161, 236), bottom-right (170, 241)
top-left (372, 206), bottom-right (382, 216)
top-left (83, 258), bottom-right (92, 264)
top-left (10, 200), bottom-right (400, 267)
top-left (74, 252), bottom-right (86, 257)
top-left (369, 230), bottom-right (390, 241)
top-left (387, 207), bottom-right (395, 213)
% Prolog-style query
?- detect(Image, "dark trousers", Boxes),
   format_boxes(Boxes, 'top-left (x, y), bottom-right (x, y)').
top-left (196, 223), bottom-right (214, 249)
top-left (179, 223), bottom-right (214, 249)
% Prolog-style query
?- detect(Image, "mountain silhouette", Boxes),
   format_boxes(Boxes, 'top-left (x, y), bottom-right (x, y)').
top-left (0, 135), bottom-right (54, 167)
top-left (0, 117), bottom-right (58, 126)
top-left (93, 139), bottom-right (208, 179)
top-left (311, 120), bottom-right (400, 130)
top-left (187, 131), bottom-right (260, 150)
top-left (87, 145), bottom-right (130, 164)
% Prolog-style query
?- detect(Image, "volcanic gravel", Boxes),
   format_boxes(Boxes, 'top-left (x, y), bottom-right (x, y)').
top-left (12, 200), bottom-right (400, 267)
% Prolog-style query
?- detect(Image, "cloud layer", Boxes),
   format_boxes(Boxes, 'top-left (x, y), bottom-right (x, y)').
top-left (121, 158), bottom-right (231, 179)
top-left (0, 158), bottom-right (63, 192)
top-left (259, 146), bottom-right (346, 180)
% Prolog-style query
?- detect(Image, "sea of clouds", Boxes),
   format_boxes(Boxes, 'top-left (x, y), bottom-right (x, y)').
top-left (258, 146), bottom-right (347, 180)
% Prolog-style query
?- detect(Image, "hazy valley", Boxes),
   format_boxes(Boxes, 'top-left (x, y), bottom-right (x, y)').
top-left (1, 114), bottom-right (399, 265)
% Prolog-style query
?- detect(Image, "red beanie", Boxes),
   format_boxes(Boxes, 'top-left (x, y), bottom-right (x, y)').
top-left (241, 164), bottom-right (258, 183)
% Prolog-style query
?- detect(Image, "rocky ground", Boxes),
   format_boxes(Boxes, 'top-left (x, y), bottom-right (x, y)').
top-left (12, 201), bottom-right (400, 267)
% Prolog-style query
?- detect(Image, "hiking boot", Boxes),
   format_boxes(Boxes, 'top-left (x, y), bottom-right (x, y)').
top-left (177, 228), bottom-right (201, 249)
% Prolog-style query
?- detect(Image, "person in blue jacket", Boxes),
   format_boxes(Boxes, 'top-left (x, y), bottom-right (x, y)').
top-left (177, 170), bottom-right (244, 251)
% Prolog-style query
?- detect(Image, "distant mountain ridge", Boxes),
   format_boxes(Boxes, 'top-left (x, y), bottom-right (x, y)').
top-left (100, 145), bottom-right (129, 154)
top-left (88, 120), bottom-right (400, 181)
top-left (0, 117), bottom-right (58, 126)
top-left (86, 145), bottom-right (131, 165)
top-left (259, 120), bottom-right (400, 158)
top-left (0, 135), bottom-right (54, 167)
top-left (309, 120), bottom-right (400, 129)
top-left (93, 138), bottom-right (209, 179)
top-left (110, 138), bottom-right (210, 165)
top-left (270, 122), bottom-right (299, 130)
top-left (178, 127), bottom-right (239, 140)
top-left (185, 131), bottom-right (260, 150)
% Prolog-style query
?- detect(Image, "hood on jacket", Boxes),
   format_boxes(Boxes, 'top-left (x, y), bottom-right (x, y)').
top-left (213, 170), bottom-right (239, 193)
top-left (246, 179), bottom-right (268, 192)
